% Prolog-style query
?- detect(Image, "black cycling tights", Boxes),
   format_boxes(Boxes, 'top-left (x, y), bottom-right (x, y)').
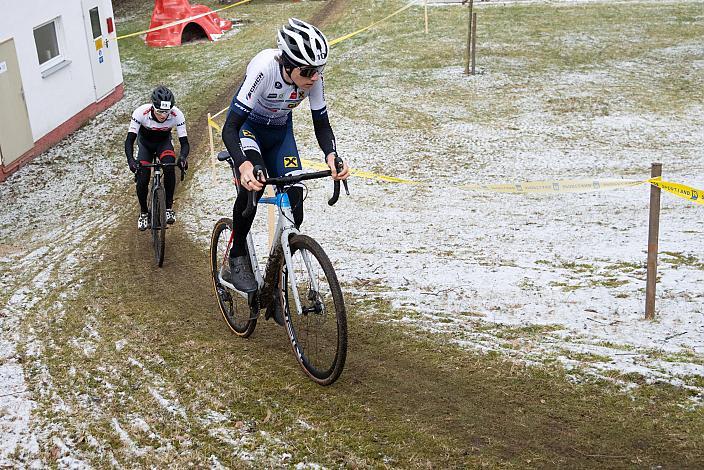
top-left (135, 163), bottom-right (176, 213)
top-left (230, 185), bottom-right (304, 258)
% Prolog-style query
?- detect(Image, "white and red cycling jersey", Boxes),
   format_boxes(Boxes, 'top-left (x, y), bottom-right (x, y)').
top-left (128, 104), bottom-right (188, 142)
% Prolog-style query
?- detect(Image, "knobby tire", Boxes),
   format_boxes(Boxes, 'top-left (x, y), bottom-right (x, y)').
top-left (282, 234), bottom-right (347, 385)
top-left (210, 218), bottom-right (257, 337)
top-left (152, 186), bottom-right (166, 267)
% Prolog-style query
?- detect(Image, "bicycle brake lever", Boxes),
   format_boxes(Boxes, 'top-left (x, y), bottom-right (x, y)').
top-left (252, 164), bottom-right (266, 184)
top-left (243, 190), bottom-right (256, 218)
top-left (333, 155), bottom-right (350, 198)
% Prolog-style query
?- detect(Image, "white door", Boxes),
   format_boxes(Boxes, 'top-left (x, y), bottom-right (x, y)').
top-left (0, 39), bottom-right (34, 167)
top-left (81, 0), bottom-right (113, 100)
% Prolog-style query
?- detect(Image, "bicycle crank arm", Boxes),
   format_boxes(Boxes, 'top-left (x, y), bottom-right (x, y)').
top-left (217, 273), bottom-right (251, 300)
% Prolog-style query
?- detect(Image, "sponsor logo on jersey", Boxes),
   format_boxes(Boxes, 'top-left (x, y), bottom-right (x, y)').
top-left (274, 81), bottom-right (282, 89)
top-left (267, 93), bottom-right (277, 98)
top-left (287, 103), bottom-right (299, 109)
top-left (289, 91), bottom-right (297, 100)
top-left (247, 72), bottom-right (264, 99)
top-left (283, 156), bottom-right (299, 168)
top-left (242, 129), bottom-right (256, 139)
top-left (299, 91), bottom-right (305, 98)
top-left (233, 102), bottom-right (248, 113)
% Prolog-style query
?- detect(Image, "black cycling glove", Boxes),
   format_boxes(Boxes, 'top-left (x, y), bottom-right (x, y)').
top-left (128, 158), bottom-right (139, 173)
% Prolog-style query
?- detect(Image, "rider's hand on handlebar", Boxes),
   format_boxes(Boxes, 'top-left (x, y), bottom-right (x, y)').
top-left (239, 161), bottom-right (265, 192)
top-left (178, 157), bottom-right (188, 172)
top-left (128, 158), bottom-right (140, 174)
top-left (326, 153), bottom-right (349, 181)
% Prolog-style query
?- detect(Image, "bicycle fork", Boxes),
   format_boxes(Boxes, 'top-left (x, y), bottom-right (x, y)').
top-left (281, 231), bottom-right (322, 316)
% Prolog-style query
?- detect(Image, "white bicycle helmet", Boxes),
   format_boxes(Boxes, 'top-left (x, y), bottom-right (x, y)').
top-left (277, 18), bottom-right (329, 67)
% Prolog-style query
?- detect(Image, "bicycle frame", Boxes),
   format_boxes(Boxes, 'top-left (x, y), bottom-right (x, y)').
top-left (219, 188), bottom-right (321, 317)
top-left (142, 157), bottom-right (180, 215)
top-left (149, 165), bottom-right (163, 203)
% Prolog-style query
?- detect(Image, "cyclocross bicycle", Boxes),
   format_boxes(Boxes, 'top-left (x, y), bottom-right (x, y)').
top-left (139, 159), bottom-right (183, 267)
top-left (210, 151), bottom-right (349, 385)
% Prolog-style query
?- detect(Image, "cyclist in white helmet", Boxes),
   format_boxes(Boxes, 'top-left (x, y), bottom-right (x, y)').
top-left (221, 18), bottom-right (349, 322)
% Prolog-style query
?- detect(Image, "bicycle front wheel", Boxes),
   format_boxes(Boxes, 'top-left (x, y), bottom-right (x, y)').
top-left (210, 218), bottom-right (256, 337)
top-left (152, 186), bottom-right (166, 267)
top-left (281, 234), bottom-right (347, 385)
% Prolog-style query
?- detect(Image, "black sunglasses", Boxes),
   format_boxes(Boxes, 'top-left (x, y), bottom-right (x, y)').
top-left (299, 65), bottom-right (324, 78)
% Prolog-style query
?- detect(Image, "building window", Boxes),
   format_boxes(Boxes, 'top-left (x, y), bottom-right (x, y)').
top-left (34, 18), bottom-right (67, 72)
top-left (89, 8), bottom-right (102, 39)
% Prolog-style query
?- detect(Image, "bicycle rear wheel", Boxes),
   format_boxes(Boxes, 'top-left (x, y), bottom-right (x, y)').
top-left (151, 186), bottom-right (166, 267)
top-left (281, 234), bottom-right (347, 385)
top-left (210, 218), bottom-right (256, 337)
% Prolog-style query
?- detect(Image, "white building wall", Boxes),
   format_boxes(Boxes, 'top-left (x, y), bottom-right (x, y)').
top-left (0, 0), bottom-right (123, 142)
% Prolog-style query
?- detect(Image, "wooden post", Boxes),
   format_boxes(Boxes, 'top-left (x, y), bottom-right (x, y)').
top-left (207, 113), bottom-right (214, 157)
top-left (208, 112), bottom-right (216, 181)
top-left (424, 0), bottom-right (428, 34)
top-left (645, 162), bottom-right (662, 320)
top-left (471, 12), bottom-right (477, 75)
top-left (464, 0), bottom-right (473, 75)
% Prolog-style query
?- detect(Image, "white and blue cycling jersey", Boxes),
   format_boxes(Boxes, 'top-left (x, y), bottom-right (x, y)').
top-left (222, 48), bottom-right (336, 172)
top-left (229, 49), bottom-right (329, 127)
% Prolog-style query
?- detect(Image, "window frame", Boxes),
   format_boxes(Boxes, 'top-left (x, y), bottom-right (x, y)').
top-left (33, 17), bottom-right (68, 76)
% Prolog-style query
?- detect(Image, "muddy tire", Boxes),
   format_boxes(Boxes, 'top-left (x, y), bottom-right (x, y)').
top-left (281, 234), bottom-right (347, 385)
top-left (210, 218), bottom-right (257, 337)
top-left (151, 186), bottom-right (166, 267)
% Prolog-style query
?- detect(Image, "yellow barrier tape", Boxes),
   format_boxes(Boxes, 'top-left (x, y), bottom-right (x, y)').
top-left (302, 159), bottom-right (644, 192)
top-left (211, 127), bottom-right (702, 202)
top-left (649, 177), bottom-right (704, 205)
top-left (211, 105), bottom-right (230, 120)
top-left (301, 159), bottom-right (422, 184)
top-left (460, 178), bottom-right (645, 194)
top-left (212, 156), bottom-right (700, 204)
top-left (208, 117), bottom-right (222, 133)
top-left (116, 0), bottom-right (254, 41)
top-left (328, 3), bottom-right (416, 46)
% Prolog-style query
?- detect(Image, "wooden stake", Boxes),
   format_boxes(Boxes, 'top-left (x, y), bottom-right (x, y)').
top-left (208, 112), bottom-right (215, 181)
top-left (464, 0), bottom-right (473, 75)
top-left (471, 12), bottom-right (477, 75)
top-left (424, 0), bottom-right (429, 34)
top-left (645, 162), bottom-right (662, 320)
